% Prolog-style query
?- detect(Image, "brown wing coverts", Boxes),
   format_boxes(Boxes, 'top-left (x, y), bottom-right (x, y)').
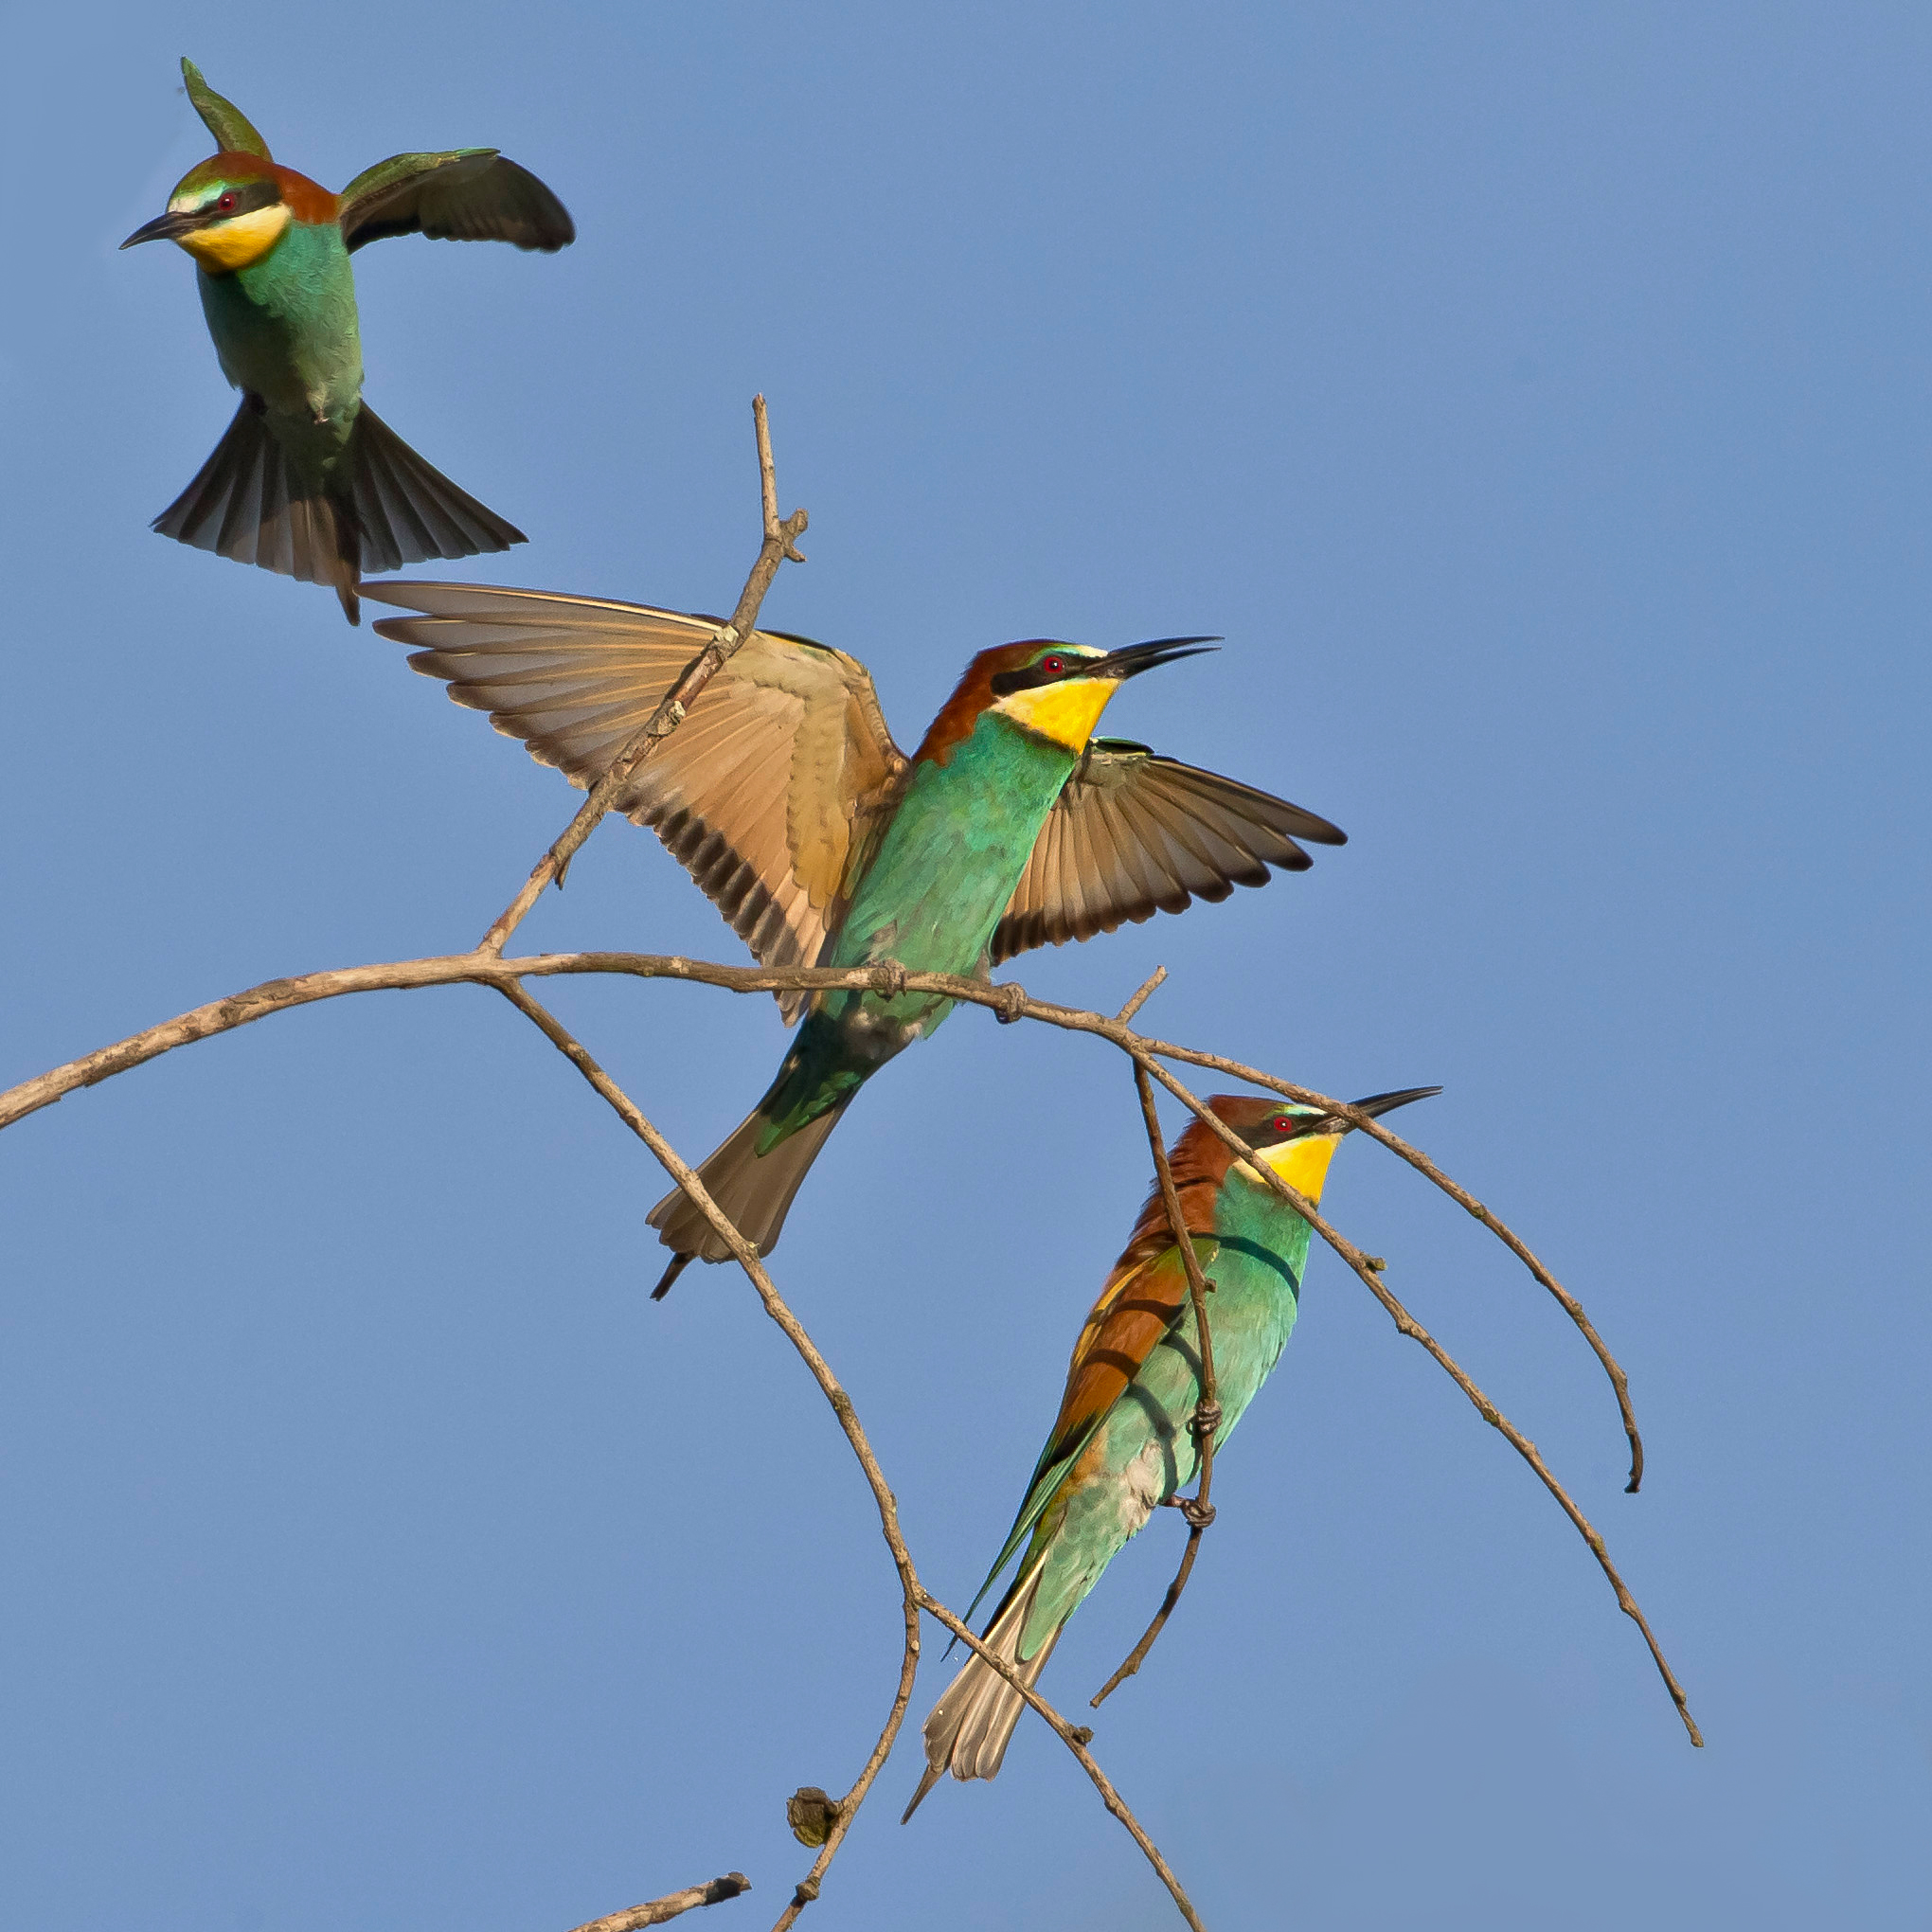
top-left (991, 739), bottom-right (1347, 965)
top-left (365, 584), bottom-right (904, 1018)
top-left (1036, 1244), bottom-right (1198, 1475)
top-left (341, 152), bottom-right (576, 252)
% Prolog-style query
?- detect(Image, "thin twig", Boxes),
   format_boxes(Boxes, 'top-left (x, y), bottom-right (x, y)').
top-left (1090, 1064), bottom-right (1221, 1708)
top-left (1113, 965), bottom-right (1168, 1026)
top-left (1129, 1049), bottom-right (1704, 1747)
top-left (485, 984), bottom-right (1206, 1928)
top-left (914, 1590), bottom-right (1208, 1932)
top-left (475, 395), bottom-right (808, 957)
top-left (488, 982), bottom-right (921, 1928)
top-left (565, 1873), bottom-right (751, 1932)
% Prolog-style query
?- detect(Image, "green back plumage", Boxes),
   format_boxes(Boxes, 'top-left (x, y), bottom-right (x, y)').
top-left (753, 711), bottom-right (1089, 1151)
top-left (832, 712), bottom-right (1083, 976)
top-left (969, 1164), bottom-right (1313, 1637)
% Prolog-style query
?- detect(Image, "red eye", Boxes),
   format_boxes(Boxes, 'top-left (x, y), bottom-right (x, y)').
top-left (1272, 1116), bottom-right (1294, 1132)
top-left (1041, 654), bottom-right (1065, 674)
top-left (216, 191), bottom-right (237, 213)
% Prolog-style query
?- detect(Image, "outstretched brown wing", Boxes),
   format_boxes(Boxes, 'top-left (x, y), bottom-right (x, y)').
top-left (991, 739), bottom-right (1346, 965)
top-left (366, 582), bottom-right (905, 1019)
top-left (338, 151), bottom-right (575, 252)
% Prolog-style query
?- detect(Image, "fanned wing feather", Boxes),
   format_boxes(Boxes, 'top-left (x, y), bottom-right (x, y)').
top-left (991, 739), bottom-right (1347, 964)
top-left (366, 583), bottom-right (906, 1017)
top-left (181, 60), bottom-right (271, 159)
top-left (339, 150), bottom-right (575, 252)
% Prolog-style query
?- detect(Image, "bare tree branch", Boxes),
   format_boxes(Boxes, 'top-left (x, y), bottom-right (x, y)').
top-left (1090, 1062), bottom-right (1222, 1708)
top-left (564, 1873), bottom-right (751, 1932)
top-left (476, 394), bottom-right (808, 957)
top-left (0, 948), bottom-right (1689, 1742)
top-left (0, 947), bottom-right (1643, 1500)
top-left (11, 396), bottom-right (1236, 1928)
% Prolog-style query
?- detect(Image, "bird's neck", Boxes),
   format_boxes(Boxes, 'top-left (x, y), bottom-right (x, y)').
top-left (1212, 1162), bottom-right (1318, 1289)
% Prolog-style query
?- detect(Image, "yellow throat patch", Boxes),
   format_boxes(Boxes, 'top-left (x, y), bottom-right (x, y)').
top-left (1243, 1132), bottom-right (1340, 1204)
top-left (995, 675), bottom-right (1123, 752)
top-left (175, 202), bottom-right (292, 274)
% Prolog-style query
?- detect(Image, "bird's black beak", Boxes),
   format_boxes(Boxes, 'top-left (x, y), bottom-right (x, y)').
top-left (1085, 635), bottom-right (1221, 681)
top-left (120, 210), bottom-right (201, 249)
top-left (1329, 1086), bottom-right (1442, 1132)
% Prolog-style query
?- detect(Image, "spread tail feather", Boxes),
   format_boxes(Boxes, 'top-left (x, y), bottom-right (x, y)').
top-left (153, 398), bottom-right (526, 624)
top-left (647, 1101), bottom-right (850, 1293)
top-left (902, 1561), bottom-right (1060, 1822)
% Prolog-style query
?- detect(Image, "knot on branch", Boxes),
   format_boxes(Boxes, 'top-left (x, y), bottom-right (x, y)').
top-left (1065, 1726), bottom-right (1094, 1747)
top-left (1363, 1254), bottom-right (1386, 1273)
top-left (704, 1875), bottom-right (752, 1905)
top-left (786, 1786), bottom-right (842, 1848)
top-left (869, 962), bottom-right (906, 999)
top-left (791, 1879), bottom-right (821, 1907)
top-left (778, 510), bottom-right (809, 563)
top-left (993, 982), bottom-right (1028, 1024)
top-left (1177, 1495), bottom-right (1217, 1530)
top-left (1189, 1400), bottom-right (1223, 1441)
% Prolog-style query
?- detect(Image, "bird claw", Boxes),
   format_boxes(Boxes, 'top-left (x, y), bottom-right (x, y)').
top-left (1177, 1496), bottom-right (1217, 1530)
top-left (993, 982), bottom-right (1027, 1024)
top-left (1188, 1399), bottom-right (1224, 1440)
top-left (870, 962), bottom-right (907, 999)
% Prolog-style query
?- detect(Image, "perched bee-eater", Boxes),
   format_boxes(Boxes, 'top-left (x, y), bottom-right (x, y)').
top-left (367, 584), bottom-right (1351, 1287)
top-left (121, 60), bottom-right (574, 624)
top-left (903, 1086), bottom-right (1438, 1819)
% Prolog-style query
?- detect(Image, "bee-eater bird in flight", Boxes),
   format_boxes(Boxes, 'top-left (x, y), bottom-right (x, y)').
top-left (121, 59), bottom-right (574, 624)
top-left (902, 1085), bottom-right (1439, 1820)
top-left (367, 584), bottom-right (1351, 1289)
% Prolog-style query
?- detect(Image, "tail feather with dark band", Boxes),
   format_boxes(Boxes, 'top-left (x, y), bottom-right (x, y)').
top-left (648, 1102), bottom-right (850, 1296)
top-left (153, 398), bottom-right (524, 623)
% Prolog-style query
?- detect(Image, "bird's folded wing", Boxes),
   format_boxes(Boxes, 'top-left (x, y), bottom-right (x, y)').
top-left (991, 740), bottom-right (1346, 965)
top-left (967, 1241), bottom-right (1211, 1615)
top-left (367, 582), bottom-right (904, 1020)
top-left (338, 151), bottom-right (575, 252)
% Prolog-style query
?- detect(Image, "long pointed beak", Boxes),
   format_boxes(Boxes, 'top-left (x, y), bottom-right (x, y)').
top-left (1086, 635), bottom-right (1221, 681)
top-left (1335, 1086), bottom-right (1442, 1130)
top-left (120, 210), bottom-right (200, 249)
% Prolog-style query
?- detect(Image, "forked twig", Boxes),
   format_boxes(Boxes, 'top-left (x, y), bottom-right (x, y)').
top-left (915, 1590), bottom-right (1208, 1932)
top-left (1090, 1064), bottom-right (1221, 1707)
top-left (1129, 1049), bottom-right (1703, 1747)
top-left (1113, 1043), bottom-right (1647, 1492)
top-left (0, 950), bottom-right (1651, 1505)
top-left (488, 981), bottom-right (1206, 1928)
top-left (0, 952), bottom-right (1674, 1710)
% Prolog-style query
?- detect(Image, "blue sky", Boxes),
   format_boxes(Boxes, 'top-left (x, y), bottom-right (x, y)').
top-left (3, 5), bottom-right (1927, 1928)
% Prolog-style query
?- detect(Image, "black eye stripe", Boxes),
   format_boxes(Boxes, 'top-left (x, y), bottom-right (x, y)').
top-left (988, 653), bottom-right (1095, 697)
top-left (199, 179), bottom-right (280, 224)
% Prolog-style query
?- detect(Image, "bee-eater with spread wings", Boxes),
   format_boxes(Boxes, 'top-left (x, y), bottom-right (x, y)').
top-left (121, 60), bottom-right (573, 624)
top-left (902, 1086), bottom-right (1438, 1819)
top-left (367, 585), bottom-right (1350, 1290)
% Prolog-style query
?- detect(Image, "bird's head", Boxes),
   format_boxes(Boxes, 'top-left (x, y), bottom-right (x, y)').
top-left (978, 636), bottom-right (1218, 752)
top-left (1213, 1087), bottom-right (1441, 1204)
top-left (121, 154), bottom-right (295, 272)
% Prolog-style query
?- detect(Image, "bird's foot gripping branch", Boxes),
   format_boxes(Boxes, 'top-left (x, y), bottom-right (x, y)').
top-left (2, 398), bottom-right (1698, 1932)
